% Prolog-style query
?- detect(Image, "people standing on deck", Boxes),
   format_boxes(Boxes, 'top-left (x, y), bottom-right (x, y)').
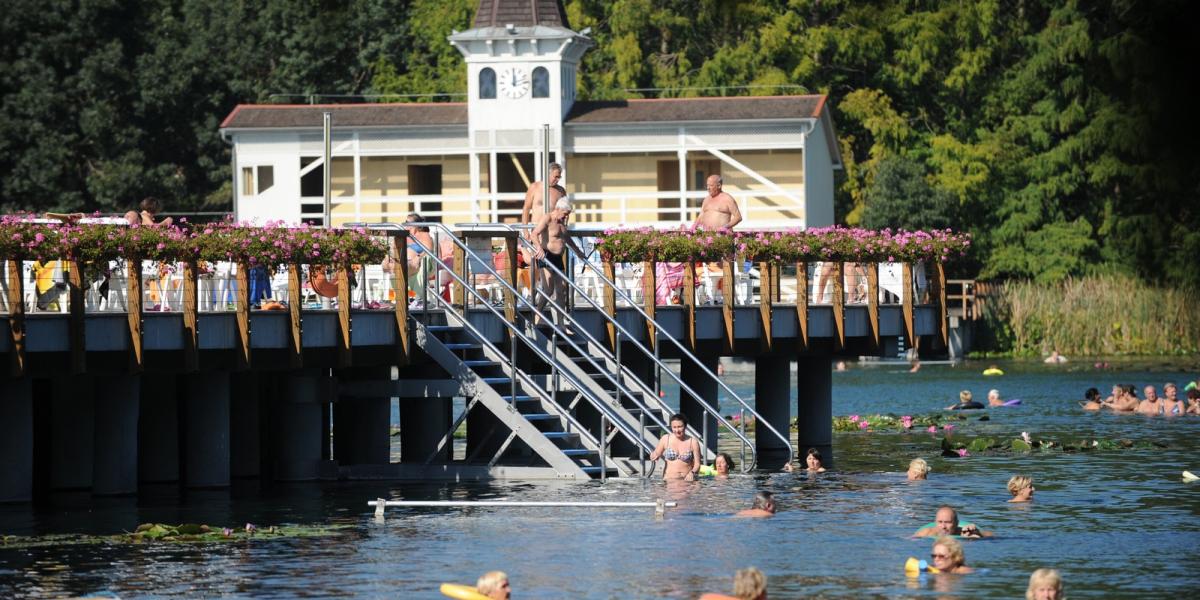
top-left (530, 198), bottom-right (580, 319)
top-left (1136, 385), bottom-right (1162, 415)
top-left (694, 174), bottom-right (742, 230)
top-left (519, 162), bottom-right (565, 229)
top-left (648, 413), bottom-right (702, 481)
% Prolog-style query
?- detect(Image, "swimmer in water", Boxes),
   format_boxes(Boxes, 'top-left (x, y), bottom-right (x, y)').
top-left (1007, 475), bottom-right (1034, 503)
top-left (714, 452), bottom-right (735, 477)
top-left (648, 412), bottom-right (702, 481)
top-left (930, 536), bottom-right (974, 574)
top-left (987, 389), bottom-right (1005, 407)
top-left (945, 390), bottom-right (983, 410)
top-left (735, 491), bottom-right (777, 518)
top-left (1161, 383), bottom-right (1183, 416)
top-left (914, 506), bottom-right (992, 538)
top-left (907, 458), bottom-right (931, 480)
top-left (1079, 387), bottom-right (1103, 410)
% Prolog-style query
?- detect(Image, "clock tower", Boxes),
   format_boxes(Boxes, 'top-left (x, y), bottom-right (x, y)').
top-left (450, 0), bottom-right (592, 155)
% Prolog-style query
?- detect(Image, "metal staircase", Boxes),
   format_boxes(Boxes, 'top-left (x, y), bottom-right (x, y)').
top-left (407, 224), bottom-right (657, 479)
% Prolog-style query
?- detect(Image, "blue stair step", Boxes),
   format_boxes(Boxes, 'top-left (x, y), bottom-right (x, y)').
top-left (561, 448), bottom-right (596, 457)
top-left (463, 360), bottom-right (501, 368)
top-left (444, 343), bottom-right (481, 350)
top-left (520, 413), bottom-right (557, 421)
top-left (541, 432), bottom-right (579, 440)
top-left (426, 325), bottom-right (462, 332)
top-left (482, 377), bottom-right (512, 385)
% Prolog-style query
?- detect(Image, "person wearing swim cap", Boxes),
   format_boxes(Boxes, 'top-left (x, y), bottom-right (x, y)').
top-left (913, 506), bottom-right (992, 538)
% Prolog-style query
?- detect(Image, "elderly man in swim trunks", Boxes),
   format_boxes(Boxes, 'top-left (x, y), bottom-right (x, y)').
top-left (530, 198), bottom-right (581, 319)
top-left (913, 506), bottom-right (991, 538)
top-left (693, 174), bottom-right (742, 230)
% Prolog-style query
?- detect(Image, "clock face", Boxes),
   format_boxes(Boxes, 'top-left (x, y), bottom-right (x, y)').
top-left (498, 67), bottom-right (530, 99)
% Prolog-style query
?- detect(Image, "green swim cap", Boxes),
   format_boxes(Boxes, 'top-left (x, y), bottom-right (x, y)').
top-left (1186, 381), bottom-right (1197, 391)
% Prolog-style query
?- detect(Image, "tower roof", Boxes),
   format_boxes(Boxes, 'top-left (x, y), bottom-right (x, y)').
top-left (473, 0), bottom-right (569, 30)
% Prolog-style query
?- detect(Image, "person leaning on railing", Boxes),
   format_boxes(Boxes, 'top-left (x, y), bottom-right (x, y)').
top-left (124, 197), bottom-right (172, 227)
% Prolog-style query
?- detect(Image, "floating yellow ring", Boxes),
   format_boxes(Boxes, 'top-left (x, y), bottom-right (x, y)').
top-left (440, 583), bottom-right (492, 600)
top-left (982, 368), bottom-right (1004, 376)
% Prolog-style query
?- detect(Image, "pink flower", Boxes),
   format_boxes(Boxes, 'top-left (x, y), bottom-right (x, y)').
top-left (849, 415), bottom-right (860, 422)
top-left (955, 448), bottom-right (969, 457)
top-left (858, 421), bottom-right (869, 430)
top-left (942, 424), bottom-right (955, 431)
top-left (927, 426), bottom-right (937, 433)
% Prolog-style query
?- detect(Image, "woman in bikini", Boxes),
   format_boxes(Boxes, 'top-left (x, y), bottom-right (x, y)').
top-left (649, 413), bottom-right (702, 481)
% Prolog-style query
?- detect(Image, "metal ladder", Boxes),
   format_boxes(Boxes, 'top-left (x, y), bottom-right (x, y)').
top-left (405, 224), bottom-right (658, 479)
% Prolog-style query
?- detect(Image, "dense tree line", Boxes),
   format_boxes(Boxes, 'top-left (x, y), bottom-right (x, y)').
top-left (3, 0), bottom-right (1197, 286)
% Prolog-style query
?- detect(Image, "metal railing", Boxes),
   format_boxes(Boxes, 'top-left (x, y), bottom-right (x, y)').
top-left (406, 223), bottom-right (659, 473)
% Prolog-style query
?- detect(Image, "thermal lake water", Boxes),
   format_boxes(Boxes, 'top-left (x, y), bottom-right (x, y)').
top-left (1, 358), bottom-right (1197, 598)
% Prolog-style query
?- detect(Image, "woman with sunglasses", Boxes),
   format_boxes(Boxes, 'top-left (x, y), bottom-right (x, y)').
top-left (930, 536), bottom-right (973, 574)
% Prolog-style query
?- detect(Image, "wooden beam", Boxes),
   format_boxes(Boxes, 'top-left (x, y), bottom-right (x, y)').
top-left (127, 260), bottom-right (144, 372)
top-left (721, 259), bottom-right (735, 352)
top-left (682, 262), bottom-right (697, 350)
top-left (67, 259), bottom-right (85, 373)
top-left (337, 265), bottom-right (352, 367)
top-left (831, 262), bottom-right (845, 350)
top-left (642, 260), bottom-right (656, 351)
top-left (795, 261), bottom-right (809, 350)
top-left (602, 260), bottom-right (616, 351)
top-left (902, 263), bottom-right (915, 344)
top-left (866, 263), bottom-right (880, 350)
top-left (6, 259), bottom-right (25, 377)
top-left (934, 262), bottom-right (948, 347)
top-left (503, 235), bottom-right (518, 326)
top-left (452, 232), bottom-right (467, 307)
top-left (758, 260), bottom-right (772, 351)
top-left (288, 263), bottom-right (303, 368)
top-left (393, 233), bottom-right (411, 366)
top-left (182, 261), bottom-right (199, 372)
top-left (234, 263), bottom-right (249, 370)
top-left (770, 263), bottom-right (781, 302)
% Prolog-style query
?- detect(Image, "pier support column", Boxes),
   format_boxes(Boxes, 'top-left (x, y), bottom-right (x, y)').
top-left (0, 378), bottom-right (33, 502)
top-left (334, 368), bottom-right (392, 466)
top-left (182, 371), bottom-right (230, 488)
top-left (50, 376), bottom-right (94, 490)
top-left (754, 355), bottom-right (792, 468)
top-left (273, 371), bottom-right (326, 481)
top-left (400, 397), bottom-right (452, 463)
top-left (796, 356), bottom-right (833, 467)
top-left (230, 372), bottom-right (261, 478)
top-left (138, 374), bottom-right (179, 483)
top-left (680, 354), bottom-right (720, 454)
top-left (93, 375), bottom-right (140, 495)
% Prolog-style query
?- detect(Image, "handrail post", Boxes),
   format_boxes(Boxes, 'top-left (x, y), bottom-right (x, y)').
top-left (739, 407), bottom-right (746, 473)
top-left (67, 258), bottom-right (85, 373)
top-left (600, 414), bottom-right (608, 482)
top-left (337, 264), bottom-right (352, 367)
top-left (795, 261), bottom-right (809, 350)
top-left (6, 259), bottom-right (26, 376)
top-left (127, 259), bottom-right (144, 372)
top-left (391, 232), bottom-right (410, 366)
top-left (831, 262), bottom-right (845, 350)
top-left (504, 233), bottom-right (518, 325)
top-left (453, 231), bottom-right (467, 308)
top-left (288, 263), bottom-right (303, 368)
top-left (867, 262), bottom-right (880, 350)
top-left (234, 261), bottom-right (249, 370)
top-left (902, 263), bottom-right (915, 344)
top-left (758, 260), bottom-right (772, 351)
top-left (639, 409), bottom-right (646, 476)
top-left (933, 262), bottom-right (948, 347)
top-left (183, 260), bottom-right (199, 372)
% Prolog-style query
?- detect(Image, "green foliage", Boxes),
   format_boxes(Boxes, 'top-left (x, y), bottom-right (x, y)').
top-left (3, 0), bottom-right (1198, 289)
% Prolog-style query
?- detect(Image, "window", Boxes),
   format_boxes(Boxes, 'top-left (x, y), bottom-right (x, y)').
top-left (532, 67), bottom-right (549, 98)
top-left (300, 157), bottom-right (323, 197)
top-left (241, 165), bottom-right (274, 196)
top-left (408, 164), bottom-right (444, 221)
top-left (479, 68), bottom-right (496, 99)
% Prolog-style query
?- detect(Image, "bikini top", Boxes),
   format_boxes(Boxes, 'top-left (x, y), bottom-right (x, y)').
top-left (663, 438), bottom-right (694, 462)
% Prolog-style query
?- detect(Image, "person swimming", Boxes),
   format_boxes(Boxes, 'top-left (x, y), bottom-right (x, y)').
top-left (946, 390), bottom-right (984, 410)
top-left (907, 458), bottom-right (931, 480)
top-left (1079, 387), bottom-right (1103, 410)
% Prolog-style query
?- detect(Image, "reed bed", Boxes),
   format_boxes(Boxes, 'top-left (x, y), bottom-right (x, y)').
top-left (981, 275), bottom-right (1200, 356)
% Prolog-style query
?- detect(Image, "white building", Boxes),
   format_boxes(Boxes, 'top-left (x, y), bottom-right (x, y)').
top-left (220, 0), bottom-right (842, 229)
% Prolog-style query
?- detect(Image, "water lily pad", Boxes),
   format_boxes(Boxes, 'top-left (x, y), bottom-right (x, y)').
top-left (1012, 439), bottom-right (1032, 451)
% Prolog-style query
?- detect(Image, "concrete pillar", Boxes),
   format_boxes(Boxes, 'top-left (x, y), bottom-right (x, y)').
top-left (796, 356), bottom-right (833, 467)
top-left (50, 376), bottom-right (94, 490)
top-left (754, 355), bottom-right (791, 467)
top-left (680, 354), bottom-right (720, 454)
top-left (0, 378), bottom-right (34, 502)
top-left (93, 375), bottom-right (140, 495)
top-left (181, 371), bottom-right (230, 488)
top-left (273, 371), bottom-right (326, 481)
top-left (230, 372), bottom-right (260, 478)
top-left (334, 397), bottom-right (391, 465)
top-left (400, 397), bottom-right (452, 463)
top-left (138, 373), bottom-right (179, 483)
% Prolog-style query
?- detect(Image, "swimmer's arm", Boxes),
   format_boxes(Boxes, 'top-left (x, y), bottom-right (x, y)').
top-left (690, 438), bottom-right (702, 475)
top-left (724, 196), bottom-right (742, 229)
top-left (647, 436), bottom-right (665, 461)
top-left (912, 527), bottom-right (933, 538)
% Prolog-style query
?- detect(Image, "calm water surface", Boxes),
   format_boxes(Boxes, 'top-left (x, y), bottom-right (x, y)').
top-left (2, 358), bottom-right (1198, 598)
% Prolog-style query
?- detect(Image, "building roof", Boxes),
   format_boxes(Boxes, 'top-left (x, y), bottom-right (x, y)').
top-left (565, 95), bottom-right (828, 124)
top-left (219, 103), bottom-right (468, 129)
top-left (473, 0), bottom-right (569, 29)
